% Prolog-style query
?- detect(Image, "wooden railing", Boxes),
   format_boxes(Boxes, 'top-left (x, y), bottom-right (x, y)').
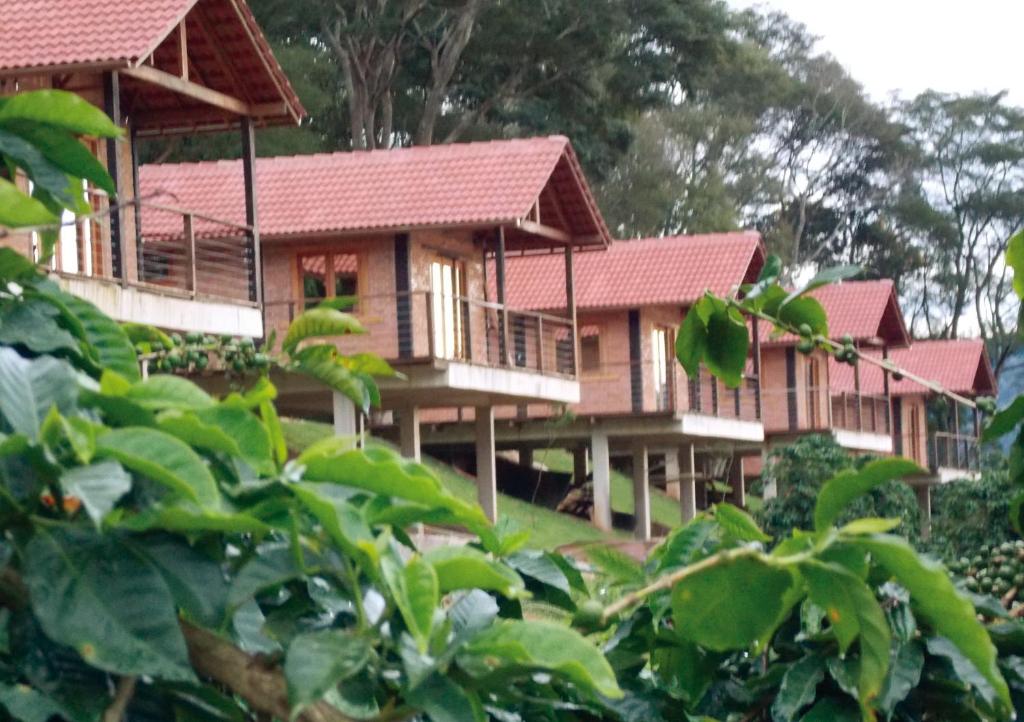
top-left (830, 391), bottom-right (891, 434)
top-left (929, 431), bottom-right (980, 472)
top-left (760, 386), bottom-right (891, 435)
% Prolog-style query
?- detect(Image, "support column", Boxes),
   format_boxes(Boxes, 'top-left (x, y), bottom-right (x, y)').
top-left (495, 228), bottom-right (508, 364)
top-left (565, 244), bottom-right (579, 376)
top-left (916, 485), bottom-right (932, 540)
top-left (333, 392), bottom-right (358, 437)
top-left (664, 450), bottom-right (681, 500)
top-left (572, 446), bottom-right (588, 485)
top-left (632, 443), bottom-right (651, 541)
top-left (475, 406), bottom-right (497, 522)
top-left (591, 432), bottom-right (612, 531)
top-left (761, 448), bottom-right (777, 500)
top-left (518, 447), bottom-right (534, 469)
top-left (103, 71), bottom-right (125, 282)
top-left (728, 455), bottom-right (746, 508)
top-left (398, 406), bottom-right (421, 462)
top-left (680, 444), bottom-right (697, 522)
top-left (240, 116), bottom-right (262, 305)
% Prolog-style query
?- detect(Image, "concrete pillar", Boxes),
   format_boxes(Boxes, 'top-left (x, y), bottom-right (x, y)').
top-left (518, 447), bottom-right (534, 469)
top-left (572, 445), bottom-right (588, 485)
top-left (632, 443), bottom-right (651, 541)
top-left (729, 455), bottom-right (746, 508)
top-left (333, 392), bottom-right (358, 437)
top-left (664, 450), bottom-right (681, 500)
top-left (680, 444), bottom-right (697, 523)
top-left (398, 406), bottom-right (421, 462)
top-left (761, 449), bottom-right (777, 500)
top-left (475, 406), bottom-right (497, 522)
top-left (591, 432), bottom-right (612, 531)
top-left (916, 485), bottom-right (932, 540)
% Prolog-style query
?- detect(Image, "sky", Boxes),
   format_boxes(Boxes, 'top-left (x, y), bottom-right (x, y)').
top-left (727, 0), bottom-right (1024, 105)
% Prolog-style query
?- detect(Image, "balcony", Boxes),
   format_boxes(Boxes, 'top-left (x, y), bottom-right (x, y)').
top-left (48, 197), bottom-right (262, 337)
top-left (761, 386), bottom-right (892, 453)
top-left (928, 432), bottom-right (981, 481)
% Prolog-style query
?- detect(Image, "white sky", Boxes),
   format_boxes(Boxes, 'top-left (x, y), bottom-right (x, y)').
top-left (728, 0), bottom-right (1024, 105)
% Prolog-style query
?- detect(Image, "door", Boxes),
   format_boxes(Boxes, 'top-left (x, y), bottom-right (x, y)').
top-left (652, 326), bottom-right (672, 411)
top-left (430, 258), bottom-right (466, 360)
top-left (806, 355), bottom-right (822, 428)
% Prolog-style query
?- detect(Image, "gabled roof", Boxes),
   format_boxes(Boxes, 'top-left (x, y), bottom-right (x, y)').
top-left (829, 338), bottom-right (997, 397)
top-left (0, 0), bottom-right (304, 131)
top-left (139, 136), bottom-right (611, 246)
top-left (501, 232), bottom-right (766, 312)
top-left (761, 280), bottom-right (911, 347)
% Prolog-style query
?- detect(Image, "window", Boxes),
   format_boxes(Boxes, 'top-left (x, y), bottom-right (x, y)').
top-left (580, 334), bottom-right (600, 373)
top-left (299, 252), bottom-right (359, 309)
top-left (430, 258), bottom-right (467, 360)
top-left (652, 326), bottom-right (672, 411)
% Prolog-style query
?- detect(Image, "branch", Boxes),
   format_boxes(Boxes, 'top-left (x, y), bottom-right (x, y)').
top-left (102, 677), bottom-right (137, 722)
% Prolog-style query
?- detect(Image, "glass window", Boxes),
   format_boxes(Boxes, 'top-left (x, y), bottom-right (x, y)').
top-left (300, 252), bottom-right (359, 310)
top-left (580, 334), bottom-right (600, 372)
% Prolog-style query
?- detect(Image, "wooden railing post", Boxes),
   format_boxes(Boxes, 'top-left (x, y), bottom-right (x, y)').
top-left (183, 213), bottom-right (196, 294)
top-left (424, 291), bottom-right (435, 359)
top-left (537, 316), bottom-right (545, 373)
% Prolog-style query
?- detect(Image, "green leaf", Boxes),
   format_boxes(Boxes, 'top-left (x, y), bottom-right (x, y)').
top-left (876, 641), bottom-right (924, 717)
top-left (458, 620), bottom-right (622, 699)
top-left (51, 291), bottom-right (140, 381)
top-left (852, 534), bottom-right (1011, 713)
top-left (97, 427), bottom-right (219, 507)
top-left (838, 517), bottom-right (902, 535)
top-left (383, 555), bottom-right (438, 653)
top-left (583, 543), bottom-right (646, 586)
top-left (777, 296), bottom-right (828, 337)
top-left (789, 264), bottom-right (861, 301)
top-left (261, 399), bottom-right (288, 466)
top-left (758, 255), bottom-right (783, 285)
top-left (0, 684), bottom-right (71, 722)
top-left (406, 674), bottom-right (484, 722)
top-left (652, 518), bottom-right (719, 572)
top-left (1, 122), bottom-right (116, 196)
top-left (671, 553), bottom-right (795, 651)
top-left (0, 90), bottom-right (122, 137)
top-left (116, 502), bottom-right (271, 536)
top-left (771, 654), bottom-right (825, 722)
top-left (60, 460), bottom-right (131, 527)
top-left (195, 406), bottom-right (274, 474)
top-left (0, 177), bottom-right (56, 227)
top-left (423, 546), bottom-right (525, 598)
top-left (157, 411), bottom-right (244, 459)
top-left (285, 631), bottom-right (372, 716)
top-left (0, 128), bottom-right (83, 213)
top-left (22, 528), bottom-right (194, 681)
top-left (126, 375), bottom-right (214, 411)
top-left (228, 544), bottom-right (325, 608)
top-left (0, 296), bottom-right (80, 355)
top-left (801, 561), bottom-right (890, 710)
top-left (676, 306), bottom-right (708, 377)
top-left (704, 305), bottom-right (749, 388)
top-left (798, 697), bottom-right (859, 722)
top-left (714, 503), bottom-right (770, 543)
top-left (289, 482), bottom-right (376, 564)
top-left (129, 535), bottom-right (229, 628)
top-left (815, 458), bottom-right (924, 531)
top-left (926, 635), bottom-right (1002, 708)
top-left (1007, 229), bottom-right (1024, 300)
top-left (293, 344), bottom-right (375, 413)
top-left (982, 396), bottom-right (1024, 442)
top-left (283, 308), bottom-right (364, 354)
top-left (505, 551), bottom-right (572, 595)
top-left (0, 348), bottom-right (79, 438)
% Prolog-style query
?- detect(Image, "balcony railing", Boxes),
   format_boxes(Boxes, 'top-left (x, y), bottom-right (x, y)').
top-left (830, 392), bottom-right (891, 434)
top-left (760, 386), bottom-right (891, 435)
top-left (928, 432), bottom-right (980, 472)
top-left (47, 198), bottom-right (257, 306)
top-left (684, 368), bottom-right (762, 422)
top-left (266, 291), bottom-right (577, 379)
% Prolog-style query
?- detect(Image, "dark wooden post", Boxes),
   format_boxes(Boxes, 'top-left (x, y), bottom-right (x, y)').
top-left (853, 343), bottom-right (863, 431)
top-left (629, 309), bottom-right (643, 412)
top-left (241, 117), bottom-right (261, 304)
top-left (564, 244), bottom-right (578, 376)
top-left (130, 126), bottom-right (143, 274)
top-left (752, 317), bottom-right (762, 419)
top-left (395, 233), bottom-right (413, 358)
top-left (183, 214), bottom-right (196, 293)
top-left (495, 227), bottom-right (508, 365)
top-left (103, 71), bottom-right (125, 283)
top-left (882, 345), bottom-right (893, 437)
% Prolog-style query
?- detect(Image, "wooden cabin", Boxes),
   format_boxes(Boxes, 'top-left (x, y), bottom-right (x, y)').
top-left (0, 0), bottom-right (304, 338)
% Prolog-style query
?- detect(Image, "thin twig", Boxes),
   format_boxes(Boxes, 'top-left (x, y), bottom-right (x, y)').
top-left (102, 676), bottom-right (137, 722)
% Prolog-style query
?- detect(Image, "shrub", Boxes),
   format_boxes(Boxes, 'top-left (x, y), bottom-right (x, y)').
top-left (930, 469), bottom-right (1018, 559)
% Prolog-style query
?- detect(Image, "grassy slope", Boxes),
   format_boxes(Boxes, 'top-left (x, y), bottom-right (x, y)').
top-left (280, 419), bottom-right (624, 549)
top-left (533, 449), bottom-right (682, 530)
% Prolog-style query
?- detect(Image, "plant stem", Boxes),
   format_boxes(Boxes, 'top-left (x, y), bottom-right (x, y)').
top-left (102, 676), bottom-right (137, 722)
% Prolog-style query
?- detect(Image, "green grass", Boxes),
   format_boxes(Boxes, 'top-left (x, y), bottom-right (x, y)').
top-left (280, 419), bottom-right (624, 549)
top-left (533, 449), bottom-right (682, 529)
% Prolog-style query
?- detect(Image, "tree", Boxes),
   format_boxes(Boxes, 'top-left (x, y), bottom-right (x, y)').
top-left (892, 92), bottom-right (1024, 373)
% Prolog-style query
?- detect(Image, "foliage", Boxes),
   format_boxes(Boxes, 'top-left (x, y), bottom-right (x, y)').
top-left (949, 539), bottom-right (1024, 604)
top-left (930, 470), bottom-right (1018, 560)
top-left (757, 435), bottom-right (923, 544)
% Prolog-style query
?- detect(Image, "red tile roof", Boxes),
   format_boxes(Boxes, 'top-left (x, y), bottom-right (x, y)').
top-left (140, 136), bottom-right (610, 245)
top-left (760, 280), bottom-right (910, 347)
top-left (0, 0), bottom-right (303, 129)
top-left (828, 339), bottom-right (996, 397)
top-left (501, 232), bottom-right (765, 311)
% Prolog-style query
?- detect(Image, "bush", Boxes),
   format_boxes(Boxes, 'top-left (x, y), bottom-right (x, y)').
top-left (756, 434), bottom-right (923, 543)
top-left (930, 469), bottom-right (1018, 559)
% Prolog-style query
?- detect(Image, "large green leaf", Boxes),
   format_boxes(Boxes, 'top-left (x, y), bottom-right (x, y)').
top-left (128, 535), bottom-right (229, 629)
top-left (1007, 229), bottom-right (1024, 300)
top-left (671, 554), bottom-right (795, 651)
top-left (423, 546), bottom-right (525, 598)
top-left (383, 555), bottom-right (438, 653)
top-left (0, 684), bottom-right (72, 722)
top-left (116, 501), bottom-right (271, 536)
top-left (786, 265), bottom-right (861, 302)
top-left (676, 306), bottom-right (708, 378)
top-left (289, 482), bottom-right (375, 564)
top-left (714, 503), bottom-right (770, 543)
top-left (0, 90), bottom-right (122, 138)
top-left (0, 128), bottom-right (82, 212)
top-left (852, 535), bottom-right (1011, 713)
top-left (23, 528), bottom-right (194, 681)
top-left (96, 427), bottom-right (219, 507)
top-left (777, 296), bottom-right (828, 337)
top-left (876, 641), bottom-right (924, 717)
top-left (0, 177), bottom-right (56, 228)
top-left (815, 458), bottom-right (923, 531)
top-left (1, 122), bottom-right (116, 196)
top-left (50, 291), bottom-right (139, 381)
top-left (60, 460), bottom-right (131, 527)
top-left (798, 697), bottom-right (859, 721)
top-left (771, 654), bottom-right (825, 722)
top-left (126, 376), bottom-right (214, 411)
top-left (194, 406), bottom-right (274, 474)
top-left (0, 295), bottom-right (79, 355)
top-left (405, 674), bottom-right (484, 722)
top-left (282, 307), bottom-right (364, 354)
top-left (284, 630), bottom-right (372, 715)
top-left (704, 305), bottom-right (749, 388)
top-left (801, 561), bottom-right (890, 711)
top-left (157, 411), bottom-right (244, 459)
top-left (458, 620), bottom-right (622, 700)
top-left (0, 349), bottom-right (79, 438)
top-left (982, 396), bottom-right (1024, 442)
top-left (293, 344), bottom-right (375, 413)
top-left (652, 518), bottom-right (719, 572)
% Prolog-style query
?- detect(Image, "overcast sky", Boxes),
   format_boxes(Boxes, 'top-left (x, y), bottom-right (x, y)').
top-left (727, 0), bottom-right (1024, 105)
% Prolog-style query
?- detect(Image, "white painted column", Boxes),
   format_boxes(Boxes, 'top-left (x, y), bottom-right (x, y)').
top-left (632, 442), bottom-right (651, 541)
top-left (761, 448), bottom-right (777, 500)
top-left (573, 446), bottom-right (588, 485)
top-left (398, 406), bottom-right (421, 462)
top-left (680, 443), bottom-right (697, 523)
top-left (664, 450), bottom-right (681, 500)
top-left (916, 485), bottom-right (932, 541)
top-left (729, 455), bottom-right (746, 508)
top-left (475, 405), bottom-right (498, 522)
top-left (591, 432), bottom-right (612, 531)
top-left (333, 392), bottom-right (358, 437)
